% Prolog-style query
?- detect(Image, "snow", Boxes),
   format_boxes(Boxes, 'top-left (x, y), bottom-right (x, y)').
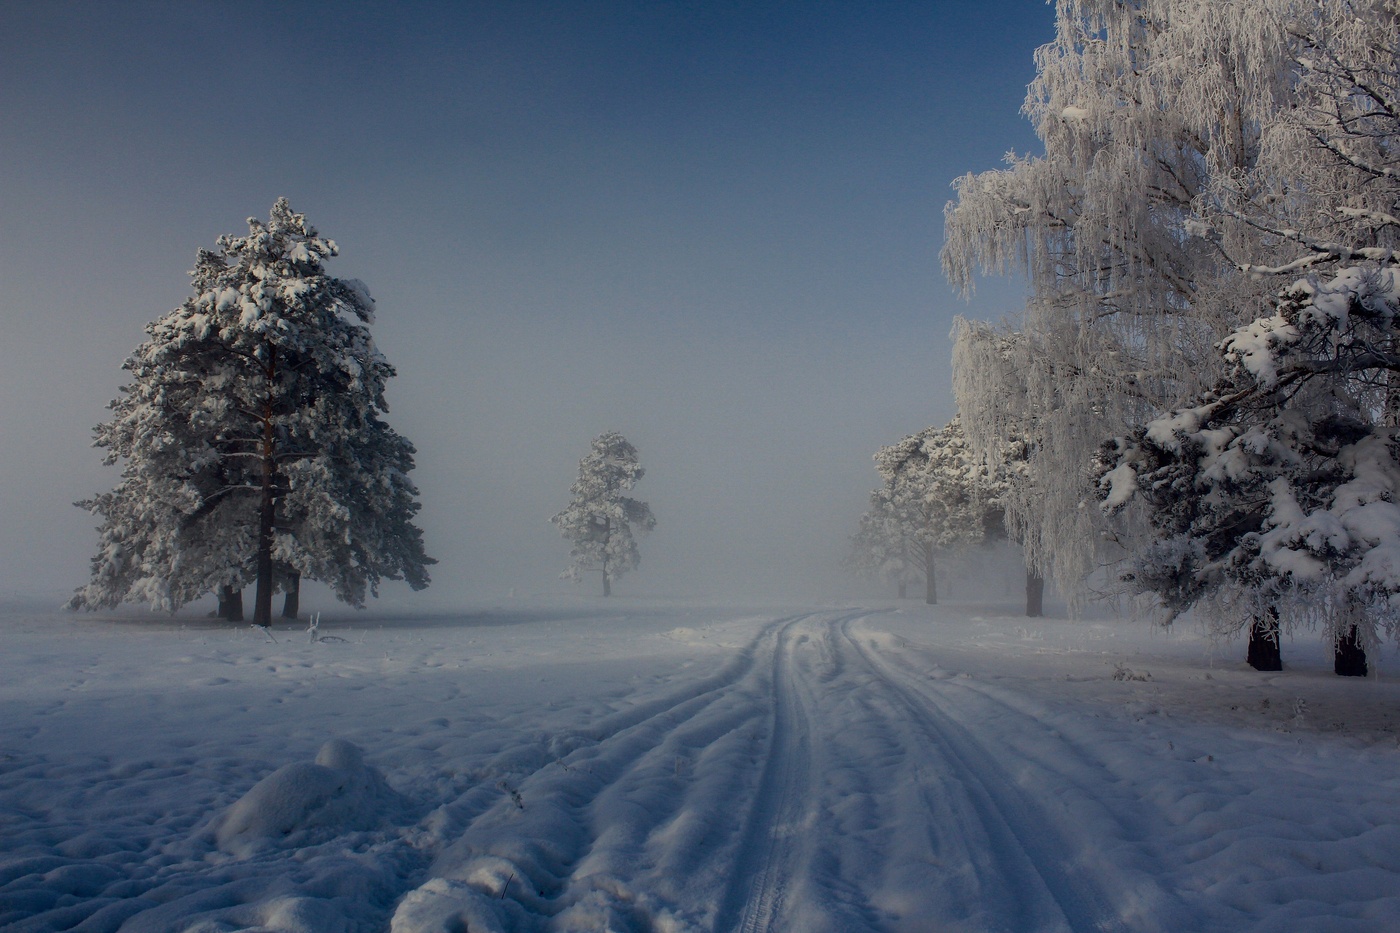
top-left (210, 738), bottom-right (406, 859)
top-left (1098, 462), bottom-right (1138, 510)
top-left (1218, 313), bottom-right (1300, 388)
top-left (3, 597), bottom-right (1400, 931)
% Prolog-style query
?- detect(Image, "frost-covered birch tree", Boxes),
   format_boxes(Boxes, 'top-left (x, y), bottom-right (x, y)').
top-left (71, 199), bottom-right (433, 622)
top-left (945, 0), bottom-right (1400, 612)
top-left (552, 432), bottom-right (656, 597)
top-left (951, 320), bottom-right (1053, 615)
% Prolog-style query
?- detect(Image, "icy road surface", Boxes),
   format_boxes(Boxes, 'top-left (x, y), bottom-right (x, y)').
top-left (2, 601), bottom-right (1399, 932)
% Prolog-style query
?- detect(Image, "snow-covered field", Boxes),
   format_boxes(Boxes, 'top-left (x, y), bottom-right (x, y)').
top-left (2, 598), bottom-right (1398, 932)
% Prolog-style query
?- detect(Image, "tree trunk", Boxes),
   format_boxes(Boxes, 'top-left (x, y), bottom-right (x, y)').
top-left (218, 586), bottom-right (244, 622)
top-left (1247, 607), bottom-right (1282, 671)
top-left (601, 517), bottom-right (612, 597)
top-left (1026, 571), bottom-right (1044, 618)
top-left (1334, 624), bottom-right (1368, 677)
top-left (897, 581), bottom-right (907, 599)
top-left (924, 541), bottom-right (937, 605)
top-left (254, 475), bottom-right (275, 625)
top-left (253, 361), bottom-right (277, 628)
top-left (282, 573), bottom-right (300, 620)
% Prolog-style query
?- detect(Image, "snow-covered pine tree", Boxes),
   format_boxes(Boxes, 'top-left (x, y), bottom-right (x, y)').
top-left (269, 334), bottom-right (434, 612)
top-left (1099, 265), bottom-right (1400, 675)
top-left (70, 248), bottom-right (260, 614)
top-left (72, 199), bottom-right (433, 621)
top-left (873, 418), bottom-right (989, 605)
top-left (552, 432), bottom-right (656, 597)
top-left (848, 484), bottom-right (923, 599)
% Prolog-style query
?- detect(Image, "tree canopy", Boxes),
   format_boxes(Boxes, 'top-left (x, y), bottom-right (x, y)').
top-left (946, 0), bottom-right (1400, 655)
top-left (72, 199), bottom-right (432, 620)
top-left (862, 418), bottom-right (993, 604)
top-left (552, 431), bottom-right (656, 597)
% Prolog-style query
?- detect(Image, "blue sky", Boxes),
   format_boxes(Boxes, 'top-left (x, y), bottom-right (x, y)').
top-left (0, 1), bottom-right (1054, 604)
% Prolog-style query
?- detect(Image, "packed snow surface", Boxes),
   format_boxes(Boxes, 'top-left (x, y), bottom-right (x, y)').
top-left (2, 598), bottom-right (1399, 932)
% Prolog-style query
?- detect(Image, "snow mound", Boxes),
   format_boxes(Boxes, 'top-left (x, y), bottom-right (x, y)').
top-left (212, 738), bottom-right (401, 857)
top-left (390, 871), bottom-right (534, 933)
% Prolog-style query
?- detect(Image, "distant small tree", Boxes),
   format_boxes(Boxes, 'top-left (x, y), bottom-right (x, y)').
top-left (873, 418), bottom-right (988, 605)
top-left (552, 432), bottom-right (656, 597)
top-left (849, 484), bottom-right (922, 598)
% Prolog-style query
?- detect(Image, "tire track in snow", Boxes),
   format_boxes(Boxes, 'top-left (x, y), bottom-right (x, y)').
top-left (872, 642), bottom-right (1165, 832)
top-left (405, 608), bottom-right (1151, 932)
top-left (714, 610), bottom-right (874, 933)
top-left (418, 613), bottom-right (812, 845)
top-left (574, 613), bottom-right (817, 749)
top-left (859, 633), bottom-right (1203, 931)
top-left (838, 616), bottom-right (1138, 933)
top-left (403, 612), bottom-right (818, 925)
top-left (712, 615), bottom-right (806, 933)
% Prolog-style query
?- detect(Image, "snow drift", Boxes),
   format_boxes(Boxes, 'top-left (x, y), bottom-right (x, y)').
top-left (211, 738), bottom-right (404, 858)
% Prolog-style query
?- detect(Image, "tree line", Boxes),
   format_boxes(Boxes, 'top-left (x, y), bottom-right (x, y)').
top-left (80, 0), bottom-right (1400, 659)
top-left (939, 0), bottom-right (1400, 675)
top-left (69, 201), bottom-right (657, 621)
top-left (848, 418), bottom-right (1046, 616)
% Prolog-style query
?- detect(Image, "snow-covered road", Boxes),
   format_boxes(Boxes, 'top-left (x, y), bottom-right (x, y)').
top-left (2, 601), bottom-right (1398, 932)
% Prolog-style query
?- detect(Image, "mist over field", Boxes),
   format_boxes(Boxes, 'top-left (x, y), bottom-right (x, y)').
top-left (0, 1), bottom-right (1048, 608)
